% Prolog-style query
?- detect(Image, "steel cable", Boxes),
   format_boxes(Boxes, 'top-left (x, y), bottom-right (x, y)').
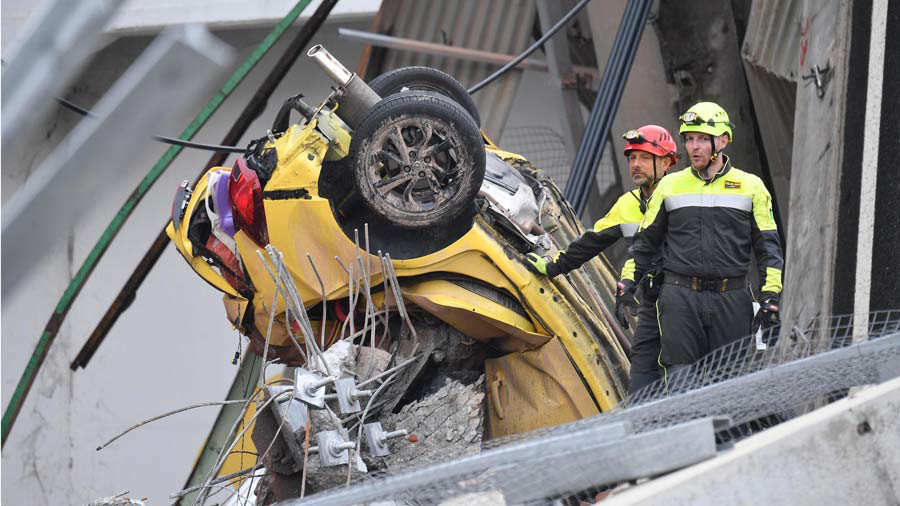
top-left (467, 0), bottom-right (592, 95)
top-left (565, 0), bottom-right (652, 216)
top-left (567, 0), bottom-right (643, 210)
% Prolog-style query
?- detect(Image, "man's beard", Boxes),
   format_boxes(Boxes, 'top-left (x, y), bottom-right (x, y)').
top-left (633, 174), bottom-right (650, 186)
top-left (690, 154), bottom-right (709, 169)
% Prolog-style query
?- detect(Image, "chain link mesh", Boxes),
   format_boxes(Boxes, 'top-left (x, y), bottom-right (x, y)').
top-left (501, 126), bottom-right (574, 189)
top-left (500, 125), bottom-right (622, 222)
top-left (288, 310), bottom-right (900, 506)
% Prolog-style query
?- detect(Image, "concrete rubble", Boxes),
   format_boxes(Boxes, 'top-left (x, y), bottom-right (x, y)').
top-left (87, 491), bottom-right (147, 506)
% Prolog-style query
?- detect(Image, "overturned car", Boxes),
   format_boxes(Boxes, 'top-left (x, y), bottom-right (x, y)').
top-left (167, 45), bottom-right (630, 502)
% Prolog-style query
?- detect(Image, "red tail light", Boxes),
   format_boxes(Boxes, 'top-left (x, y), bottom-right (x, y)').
top-left (230, 156), bottom-right (269, 247)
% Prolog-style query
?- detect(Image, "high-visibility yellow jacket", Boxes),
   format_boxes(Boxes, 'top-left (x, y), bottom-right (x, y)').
top-left (548, 189), bottom-right (648, 280)
top-left (633, 156), bottom-right (783, 294)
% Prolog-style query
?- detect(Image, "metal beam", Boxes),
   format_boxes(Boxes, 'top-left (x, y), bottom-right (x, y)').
top-left (338, 27), bottom-right (599, 79)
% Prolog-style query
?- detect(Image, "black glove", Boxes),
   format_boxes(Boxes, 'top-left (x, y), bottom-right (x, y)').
top-left (615, 280), bottom-right (638, 329)
top-left (638, 269), bottom-right (664, 302)
top-left (752, 292), bottom-right (781, 345)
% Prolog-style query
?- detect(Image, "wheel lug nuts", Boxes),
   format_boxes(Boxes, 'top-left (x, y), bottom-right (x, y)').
top-left (404, 166), bottom-right (411, 172)
top-left (419, 171), bottom-right (426, 177)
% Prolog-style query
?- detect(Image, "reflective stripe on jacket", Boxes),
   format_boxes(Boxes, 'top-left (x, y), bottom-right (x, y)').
top-left (633, 156), bottom-right (783, 294)
top-left (548, 190), bottom-right (644, 279)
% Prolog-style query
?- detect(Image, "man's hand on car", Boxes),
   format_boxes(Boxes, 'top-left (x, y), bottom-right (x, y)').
top-left (525, 253), bottom-right (550, 276)
top-left (615, 280), bottom-right (638, 329)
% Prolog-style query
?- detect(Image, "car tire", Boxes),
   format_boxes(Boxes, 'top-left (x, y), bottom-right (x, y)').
top-left (350, 91), bottom-right (485, 229)
top-left (367, 66), bottom-right (481, 126)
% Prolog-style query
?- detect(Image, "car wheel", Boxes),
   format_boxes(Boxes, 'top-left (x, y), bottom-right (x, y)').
top-left (350, 91), bottom-right (485, 229)
top-left (367, 66), bottom-right (481, 126)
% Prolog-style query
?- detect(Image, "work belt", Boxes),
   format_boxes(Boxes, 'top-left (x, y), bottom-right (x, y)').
top-left (663, 271), bottom-right (746, 293)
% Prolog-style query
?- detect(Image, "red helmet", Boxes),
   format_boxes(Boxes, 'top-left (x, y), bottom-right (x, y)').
top-left (623, 125), bottom-right (678, 163)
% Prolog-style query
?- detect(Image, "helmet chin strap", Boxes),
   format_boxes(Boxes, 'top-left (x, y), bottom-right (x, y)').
top-left (639, 156), bottom-right (658, 192)
top-left (700, 134), bottom-right (721, 175)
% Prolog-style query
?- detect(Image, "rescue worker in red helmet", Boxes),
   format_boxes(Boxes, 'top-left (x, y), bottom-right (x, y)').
top-left (526, 124), bottom-right (678, 394)
top-left (632, 102), bottom-right (784, 386)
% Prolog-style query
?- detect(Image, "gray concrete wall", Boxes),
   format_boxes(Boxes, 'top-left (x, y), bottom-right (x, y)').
top-left (604, 376), bottom-right (900, 506)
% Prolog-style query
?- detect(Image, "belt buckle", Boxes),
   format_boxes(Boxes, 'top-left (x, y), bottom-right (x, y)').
top-left (702, 278), bottom-right (719, 292)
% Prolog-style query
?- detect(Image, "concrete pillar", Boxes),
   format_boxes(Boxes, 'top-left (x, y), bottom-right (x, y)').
top-left (852, 0), bottom-right (888, 339)
top-left (781, 0), bottom-right (854, 334)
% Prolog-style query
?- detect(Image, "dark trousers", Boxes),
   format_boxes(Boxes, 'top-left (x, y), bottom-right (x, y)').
top-left (655, 283), bottom-right (753, 368)
top-left (628, 297), bottom-right (662, 394)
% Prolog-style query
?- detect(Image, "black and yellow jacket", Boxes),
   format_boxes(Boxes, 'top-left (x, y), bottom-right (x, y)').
top-left (632, 156), bottom-right (783, 294)
top-left (547, 190), bottom-right (647, 279)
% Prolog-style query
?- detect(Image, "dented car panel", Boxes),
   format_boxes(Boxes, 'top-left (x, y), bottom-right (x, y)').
top-left (485, 337), bottom-right (601, 438)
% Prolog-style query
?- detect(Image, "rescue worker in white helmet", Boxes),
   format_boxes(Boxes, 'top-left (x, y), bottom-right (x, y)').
top-left (632, 101), bottom-right (784, 385)
top-left (526, 124), bottom-right (678, 394)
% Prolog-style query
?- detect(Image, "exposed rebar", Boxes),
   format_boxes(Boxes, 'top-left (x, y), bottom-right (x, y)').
top-left (256, 249), bottom-right (309, 363)
top-left (307, 253), bottom-right (329, 349)
top-left (97, 400), bottom-right (251, 451)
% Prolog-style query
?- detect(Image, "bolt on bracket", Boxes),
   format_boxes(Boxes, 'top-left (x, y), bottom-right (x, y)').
top-left (316, 430), bottom-right (356, 467)
top-left (364, 422), bottom-right (408, 457)
top-left (294, 368), bottom-right (336, 408)
top-left (801, 63), bottom-right (832, 99)
top-left (335, 378), bottom-right (373, 414)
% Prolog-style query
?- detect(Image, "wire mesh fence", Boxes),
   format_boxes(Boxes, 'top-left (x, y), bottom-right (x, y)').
top-left (500, 126), bottom-right (574, 188)
top-left (287, 309), bottom-right (900, 506)
top-left (501, 125), bottom-right (621, 220)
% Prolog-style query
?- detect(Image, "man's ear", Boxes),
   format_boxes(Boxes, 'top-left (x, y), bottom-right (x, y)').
top-left (716, 134), bottom-right (730, 151)
top-left (659, 156), bottom-right (673, 171)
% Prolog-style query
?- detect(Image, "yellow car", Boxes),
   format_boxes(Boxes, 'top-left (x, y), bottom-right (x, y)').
top-left (168, 45), bottom-right (629, 499)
